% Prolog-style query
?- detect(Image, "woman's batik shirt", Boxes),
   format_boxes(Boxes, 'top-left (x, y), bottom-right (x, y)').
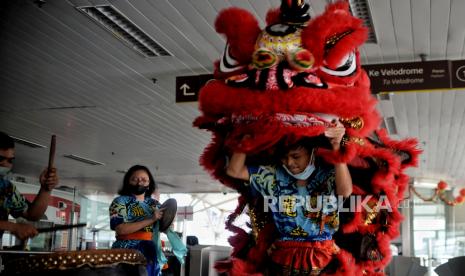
top-left (109, 195), bottom-right (161, 275)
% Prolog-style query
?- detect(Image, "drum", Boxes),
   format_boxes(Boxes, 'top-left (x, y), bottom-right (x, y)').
top-left (1, 249), bottom-right (147, 276)
top-left (159, 198), bottom-right (177, 232)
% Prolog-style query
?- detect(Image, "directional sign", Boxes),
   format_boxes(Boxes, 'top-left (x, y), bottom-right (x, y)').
top-left (176, 206), bottom-right (194, 221)
top-left (363, 60), bottom-right (451, 93)
top-left (451, 60), bottom-right (465, 89)
top-left (175, 74), bottom-right (214, 102)
top-left (175, 60), bottom-right (465, 99)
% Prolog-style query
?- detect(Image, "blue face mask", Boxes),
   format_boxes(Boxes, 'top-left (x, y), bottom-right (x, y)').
top-left (282, 163), bottom-right (315, 180)
top-left (0, 166), bottom-right (11, 178)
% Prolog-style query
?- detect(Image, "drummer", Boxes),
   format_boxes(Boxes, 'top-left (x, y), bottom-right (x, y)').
top-left (0, 131), bottom-right (59, 241)
top-left (109, 165), bottom-right (164, 276)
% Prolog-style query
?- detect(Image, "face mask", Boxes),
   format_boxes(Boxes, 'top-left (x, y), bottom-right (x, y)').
top-left (0, 166), bottom-right (11, 178)
top-left (282, 163), bottom-right (315, 180)
top-left (130, 185), bottom-right (148, 195)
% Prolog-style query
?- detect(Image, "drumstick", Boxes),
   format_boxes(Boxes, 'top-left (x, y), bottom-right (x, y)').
top-left (47, 135), bottom-right (56, 174)
top-left (37, 223), bottom-right (87, 233)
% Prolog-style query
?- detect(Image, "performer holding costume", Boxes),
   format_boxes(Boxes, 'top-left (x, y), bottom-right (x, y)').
top-left (227, 123), bottom-right (351, 275)
top-left (109, 165), bottom-right (164, 276)
top-left (194, 0), bottom-right (421, 275)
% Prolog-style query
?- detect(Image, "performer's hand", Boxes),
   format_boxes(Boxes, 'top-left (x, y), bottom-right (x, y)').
top-left (152, 207), bottom-right (165, 222)
top-left (324, 120), bottom-right (345, 151)
top-left (11, 223), bottom-right (38, 240)
top-left (40, 167), bottom-right (58, 192)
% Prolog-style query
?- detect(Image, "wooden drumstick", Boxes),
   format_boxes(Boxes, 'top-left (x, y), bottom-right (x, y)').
top-left (47, 135), bottom-right (56, 173)
top-left (37, 223), bottom-right (87, 233)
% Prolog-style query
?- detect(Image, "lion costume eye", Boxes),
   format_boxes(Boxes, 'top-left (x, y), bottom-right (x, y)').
top-left (219, 44), bottom-right (244, 73)
top-left (320, 51), bottom-right (357, 77)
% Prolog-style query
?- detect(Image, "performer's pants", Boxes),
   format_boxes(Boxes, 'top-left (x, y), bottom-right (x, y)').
top-left (267, 240), bottom-right (339, 276)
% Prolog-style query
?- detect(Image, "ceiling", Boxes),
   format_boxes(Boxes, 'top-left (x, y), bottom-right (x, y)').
top-left (1, 0), bottom-right (465, 196)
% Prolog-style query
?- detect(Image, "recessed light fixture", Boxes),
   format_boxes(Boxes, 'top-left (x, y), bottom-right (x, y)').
top-left (348, 0), bottom-right (378, 44)
top-left (11, 136), bottom-right (47, 148)
top-left (63, 154), bottom-right (105, 166)
top-left (76, 5), bottom-right (172, 57)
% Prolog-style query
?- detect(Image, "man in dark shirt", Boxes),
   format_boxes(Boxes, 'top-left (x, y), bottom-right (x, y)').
top-left (0, 131), bottom-right (58, 240)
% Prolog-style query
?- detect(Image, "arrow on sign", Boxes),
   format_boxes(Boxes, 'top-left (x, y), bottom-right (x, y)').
top-left (175, 74), bottom-right (213, 102)
top-left (180, 83), bottom-right (194, 96)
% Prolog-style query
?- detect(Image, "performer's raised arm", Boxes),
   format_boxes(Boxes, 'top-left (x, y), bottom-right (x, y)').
top-left (334, 163), bottom-right (352, 197)
top-left (226, 152), bottom-right (250, 181)
top-left (325, 122), bottom-right (353, 197)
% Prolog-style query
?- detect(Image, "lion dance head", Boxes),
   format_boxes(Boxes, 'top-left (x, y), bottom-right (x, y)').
top-left (194, 1), bottom-right (421, 275)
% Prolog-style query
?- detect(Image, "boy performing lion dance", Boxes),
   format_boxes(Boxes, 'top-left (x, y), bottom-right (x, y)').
top-left (193, 1), bottom-right (421, 275)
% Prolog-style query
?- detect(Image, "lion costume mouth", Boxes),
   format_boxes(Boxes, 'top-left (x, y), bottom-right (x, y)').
top-left (232, 112), bottom-right (338, 128)
top-left (195, 78), bottom-right (378, 143)
top-left (225, 68), bottom-right (329, 90)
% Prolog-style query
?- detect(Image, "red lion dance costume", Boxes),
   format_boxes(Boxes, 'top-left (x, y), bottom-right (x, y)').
top-left (193, 1), bottom-right (421, 275)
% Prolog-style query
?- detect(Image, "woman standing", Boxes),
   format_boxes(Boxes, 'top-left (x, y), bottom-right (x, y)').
top-left (109, 165), bottom-right (164, 276)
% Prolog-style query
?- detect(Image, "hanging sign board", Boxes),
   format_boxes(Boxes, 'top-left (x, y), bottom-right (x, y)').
top-left (175, 60), bottom-right (465, 99)
top-left (363, 60), bottom-right (450, 93)
top-left (451, 59), bottom-right (465, 89)
top-left (175, 74), bottom-right (213, 102)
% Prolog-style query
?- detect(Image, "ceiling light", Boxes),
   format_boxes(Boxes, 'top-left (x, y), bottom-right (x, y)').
top-left (348, 0), bottom-right (378, 44)
top-left (76, 5), bottom-right (172, 57)
top-left (63, 154), bottom-right (105, 166)
top-left (11, 136), bottom-right (47, 148)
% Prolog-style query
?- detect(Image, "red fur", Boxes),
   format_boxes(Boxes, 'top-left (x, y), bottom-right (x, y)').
top-left (396, 173), bottom-right (410, 199)
top-left (330, 249), bottom-right (356, 275)
top-left (318, 52), bottom-right (363, 86)
top-left (302, 1), bottom-right (367, 68)
top-left (224, 196), bottom-right (250, 257)
top-left (341, 210), bottom-right (362, 234)
top-left (265, 7), bottom-right (281, 25)
top-left (375, 129), bottom-right (422, 169)
top-left (197, 2), bottom-right (421, 275)
top-left (215, 257), bottom-right (263, 276)
top-left (198, 133), bottom-right (240, 190)
top-left (325, 27), bottom-right (367, 69)
top-left (301, 1), bottom-right (367, 68)
top-left (246, 223), bottom-right (278, 269)
top-left (198, 81), bottom-right (376, 118)
top-left (317, 143), bottom-right (358, 164)
top-left (228, 229), bottom-right (250, 256)
top-left (215, 8), bottom-right (261, 64)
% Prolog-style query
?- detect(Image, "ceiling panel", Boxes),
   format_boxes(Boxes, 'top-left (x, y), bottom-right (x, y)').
top-left (390, 0), bottom-right (415, 62)
top-left (446, 0), bottom-right (465, 59)
top-left (430, 0), bottom-right (450, 60)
